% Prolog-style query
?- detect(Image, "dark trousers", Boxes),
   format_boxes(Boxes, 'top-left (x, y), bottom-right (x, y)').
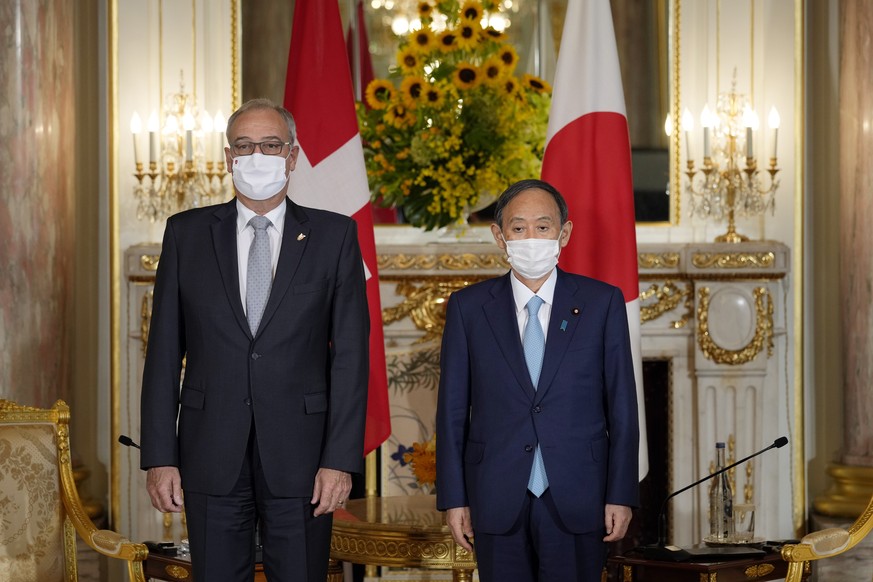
top-left (184, 428), bottom-right (332, 582)
top-left (474, 489), bottom-right (607, 582)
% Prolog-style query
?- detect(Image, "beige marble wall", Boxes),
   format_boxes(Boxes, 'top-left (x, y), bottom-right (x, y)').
top-left (840, 0), bottom-right (873, 468)
top-left (0, 0), bottom-right (76, 406)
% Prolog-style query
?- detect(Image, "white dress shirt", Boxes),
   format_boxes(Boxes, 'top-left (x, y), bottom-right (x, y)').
top-left (510, 268), bottom-right (557, 344)
top-left (236, 199), bottom-right (286, 314)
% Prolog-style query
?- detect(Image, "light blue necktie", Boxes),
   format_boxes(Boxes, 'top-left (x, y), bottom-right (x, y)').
top-left (246, 216), bottom-right (273, 334)
top-left (524, 295), bottom-right (549, 497)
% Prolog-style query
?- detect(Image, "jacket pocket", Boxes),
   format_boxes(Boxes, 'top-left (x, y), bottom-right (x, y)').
top-left (464, 440), bottom-right (485, 464)
top-left (180, 385), bottom-right (205, 409)
top-left (304, 391), bottom-right (328, 414)
top-left (292, 279), bottom-right (329, 294)
top-left (590, 435), bottom-right (608, 462)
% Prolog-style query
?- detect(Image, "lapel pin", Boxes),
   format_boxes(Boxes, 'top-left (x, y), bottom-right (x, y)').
top-left (571, 307), bottom-right (580, 315)
top-left (560, 320), bottom-right (568, 331)
top-left (297, 233), bottom-right (306, 241)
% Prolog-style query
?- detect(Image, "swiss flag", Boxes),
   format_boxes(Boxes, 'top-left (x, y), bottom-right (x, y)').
top-left (284, 0), bottom-right (391, 455)
top-left (541, 0), bottom-right (648, 479)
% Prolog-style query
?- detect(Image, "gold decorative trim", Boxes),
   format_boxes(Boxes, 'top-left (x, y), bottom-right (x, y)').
top-left (141, 290), bottom-right (154, 358)
top-left (377, 253), bottom-right (508, 272)
top-left (692, 252), bottom-right (775, 269)
top-left (165, 564), bottom-right (191, 580)
top-left (622, 564), bottom-right (633, 581)
top-left (639, 252), bottom-right (680, 269)
top-left (744, 563), bottom-right (775, 578)
top-left (697, 287), bottom-right (774, 365)
top-left (639, 280), bottom-right (692, 327)
top-left (382, 279), bottom-right (474, 341)
top-left (812, 464), bottom-right (873, 518)
top-left (140, 254), bottom-right (160, 271)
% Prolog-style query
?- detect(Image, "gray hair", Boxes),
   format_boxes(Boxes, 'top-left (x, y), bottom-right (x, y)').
top-left (493, 179), bottom-right (569, 228)
top-left (225, 98), bottom-right (297, 145)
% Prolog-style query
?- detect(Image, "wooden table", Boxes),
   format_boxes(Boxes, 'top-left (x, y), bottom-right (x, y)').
top-left (330, 495), bottom-right (477, 582)
top-left (607, 551), bottom-right (810, 581)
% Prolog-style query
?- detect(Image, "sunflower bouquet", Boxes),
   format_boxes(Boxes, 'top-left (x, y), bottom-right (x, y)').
top-left (357, 0), bottom-right (552, 230)
top-left (403, 433), bottom-right (437, 491)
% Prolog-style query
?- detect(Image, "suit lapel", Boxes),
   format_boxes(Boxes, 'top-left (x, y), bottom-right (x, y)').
top-left (257, 199), bottom-right (310, 335)
top-left (483, 274), bottom-right (537, 401)
top-left (537, 269), bottom-right (585, 402)
top-left (210, 200), bottom-right (251, 338)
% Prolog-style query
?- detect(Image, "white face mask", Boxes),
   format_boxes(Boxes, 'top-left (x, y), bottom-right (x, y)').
top-left (503, 230), bottom-right (563, 280)
top-left (231, 153), bottom-right (289, 201)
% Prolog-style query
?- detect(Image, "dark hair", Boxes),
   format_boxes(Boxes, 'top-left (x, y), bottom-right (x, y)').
top-left (226, 98), bottom-right (297, 145)
top-left (493, 179), bottom-right (569, 227)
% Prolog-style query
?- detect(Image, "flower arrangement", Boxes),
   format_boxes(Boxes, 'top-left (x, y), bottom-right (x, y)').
top-left (357, 0), bottom-right (552, 230)
top-left (403, 433), bottom-right (437, 491)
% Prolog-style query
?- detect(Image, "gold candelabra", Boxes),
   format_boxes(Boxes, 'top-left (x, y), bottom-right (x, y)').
top-left (683, 78), bottom-right (781, 243)
top-left (131, 78), bottom-right (231, 222)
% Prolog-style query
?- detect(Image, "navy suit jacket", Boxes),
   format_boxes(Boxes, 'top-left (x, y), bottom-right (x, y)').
top-left (436, 269), bottom-right (639, 534)
top-left (140, 198), bottom-right (369, 497)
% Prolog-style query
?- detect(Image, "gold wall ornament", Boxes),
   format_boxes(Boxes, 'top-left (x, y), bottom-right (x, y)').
top-left (377, 252), bottom-right (508, 272)
top-left (692, 251), bottom-right (776, 270)
top-left (382, 279), bottom-right (478, 341)
top-left (141, 290), bottom-right (154, 358)
top-left (639, 252), bottom-right (681, 269)
top-left (639, 280), bottom-right (693, 327)
top-left (697, 286), bottom-right (774, 365)
top-left (743, 563), bottom-right (775, 578)
top-left (140, 254), bottom-right (160, 271)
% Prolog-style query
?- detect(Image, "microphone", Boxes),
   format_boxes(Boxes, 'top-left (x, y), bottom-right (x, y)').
top-left (118, 435), bottom-right (141, 449)
top-left (637, 436), bottom-right (788, 561)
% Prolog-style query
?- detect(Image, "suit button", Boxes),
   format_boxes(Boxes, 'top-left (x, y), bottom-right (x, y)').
top-left (532, 406), bottom-right (542, 413)
top-left (524, 445), bottom-right (533, 452)
top-left (244, 398), bottom-right (252, 406)
top-left (251, 353), bottom-right (260, 360)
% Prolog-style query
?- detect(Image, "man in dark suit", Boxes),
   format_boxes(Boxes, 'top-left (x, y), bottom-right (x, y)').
top-left (436, 179), bottom-right (639, 582)
top-left (140, 98), bottom-right (369, 582)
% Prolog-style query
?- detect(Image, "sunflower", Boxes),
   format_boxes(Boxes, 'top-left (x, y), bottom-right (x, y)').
top-left (502, 76), bottom-right (520, 96)
top-left (364, 79), bottom-right (395, 110)
top-left (481, 55), bottom-right (504, 86)
top-left (481, 26), bottom-right (506, 42)
top-left (423, 84), bottom-right (445, 108)
top-left (396, 46), bottom-right (421, 72)
top-left (522, 73), bottom-right (552, 93)
top-left (498, 44), bottom-right (519, 71)
top-left (455, 19), bottom-right (482, 50)
top-left (459, 0), bottom-right (483, 22)
top-left (452, 62), bottom-right (480, 89)
top-left (385, 103), bottom-right (415, 128)
top-left (418, 1), bottom-right (433, 18)
top-left (438, 30), bottom-right (458, 52)
top-left (403, 436), bottom-right (437, 488)
top-left (400, 76), bottom-right (427, 107)
top-left (410, 28), bottom-right (436, 53)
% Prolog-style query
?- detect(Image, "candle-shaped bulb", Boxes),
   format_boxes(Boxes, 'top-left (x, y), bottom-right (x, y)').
top-left (214, 111), bottom-right (227, 161)
top-left (681, 107), bottom-right (694, 132)
top-left (147, 110), bottom-right (160, 164)
top-left (768, 107), bottom-right (780, 159)
top-left (182, 112), bottom-right (196, 131)
top-left (701, 104), bottom-right (713, 159)
top-left (200, 111), bottom-right (214, 133)
top-left (664, 113), bottom-right (673, 137)
top-left (213, 111), bottom-right (227, 133)
top-left (165, 114), bottom-right (179, 134)
top-left (742, 106), bottom-right (759, 159)
top-left (130, 112), bottom-right (143, 164)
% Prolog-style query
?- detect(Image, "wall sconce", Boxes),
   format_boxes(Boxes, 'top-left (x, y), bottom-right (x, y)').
top-left (130, 77), bottom-right (231, 222)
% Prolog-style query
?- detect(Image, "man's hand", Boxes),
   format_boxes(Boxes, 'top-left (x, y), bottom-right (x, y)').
top-left (603, 503), bottom-right (633, 542)
top-left (446, 506), bottom-right (475, 552)
top-left (311, 468), bottom-right (352, 517)
top-left (146, 466), bottom-right (184, 513)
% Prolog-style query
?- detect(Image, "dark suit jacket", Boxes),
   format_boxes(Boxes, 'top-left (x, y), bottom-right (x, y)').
top-left (436, 269), bottom-right (639, 534)
top-left (140, 198), bottom-right (369, 497)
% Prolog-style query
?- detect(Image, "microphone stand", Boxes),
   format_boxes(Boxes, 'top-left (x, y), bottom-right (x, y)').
top-left (638, 437), bottom-right (788, 561)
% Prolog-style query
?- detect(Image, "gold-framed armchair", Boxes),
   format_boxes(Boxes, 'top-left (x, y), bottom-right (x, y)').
top-left (781, 492), bottom-right (873, 582)
top-left (0, 399), bottom-right (148, 581)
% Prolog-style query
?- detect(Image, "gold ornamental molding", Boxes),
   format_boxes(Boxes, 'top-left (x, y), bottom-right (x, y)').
top-left (638, 252), bottom-right (681, 269)
top-left (164, 564), bottom-right (190, 580)
top-left (743, 563), bottom-right (775, 578)
top-left (141, 290), bottom-right (153, 358)
top-left (692, 251), bottom-right (775, 270)
top-left (383, 279), bottom-right (475, 341)
top-left (697, 287), bottom-right (774, 365)
top-left (377, 252), bottom-right (508, 272)
top-left (639, 280), bottom-right (692, 328)
top-left (140, 254), bottom-right (160, 271)
top-left (813, 464), bottom-right (873, 518)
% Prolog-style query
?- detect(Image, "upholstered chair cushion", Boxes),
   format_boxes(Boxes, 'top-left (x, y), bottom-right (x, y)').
top-left (0, 423), bottom-right (67, 582)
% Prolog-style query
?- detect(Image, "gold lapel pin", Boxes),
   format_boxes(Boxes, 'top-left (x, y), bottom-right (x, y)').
top-left (297, 233), bottom-right (306, 241)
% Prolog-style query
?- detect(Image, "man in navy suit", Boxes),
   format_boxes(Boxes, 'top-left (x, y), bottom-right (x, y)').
top-left (140, 99), bottom-right (369, 582)
top-left (436, 179), bottom-right (639, 582)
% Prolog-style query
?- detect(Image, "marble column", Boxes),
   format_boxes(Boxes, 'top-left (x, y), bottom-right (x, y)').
top-left (0, 0), bottom-right (76, 406)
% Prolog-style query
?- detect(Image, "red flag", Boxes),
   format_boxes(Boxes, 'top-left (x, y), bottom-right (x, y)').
top-left (541, 0), bottom-right (648, 479)
top-left (285, 0), bottom-right (391, 455)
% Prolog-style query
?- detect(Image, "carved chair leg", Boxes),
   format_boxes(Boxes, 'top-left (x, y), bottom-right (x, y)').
top-left (326, 558), bottom-right (344, 582)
